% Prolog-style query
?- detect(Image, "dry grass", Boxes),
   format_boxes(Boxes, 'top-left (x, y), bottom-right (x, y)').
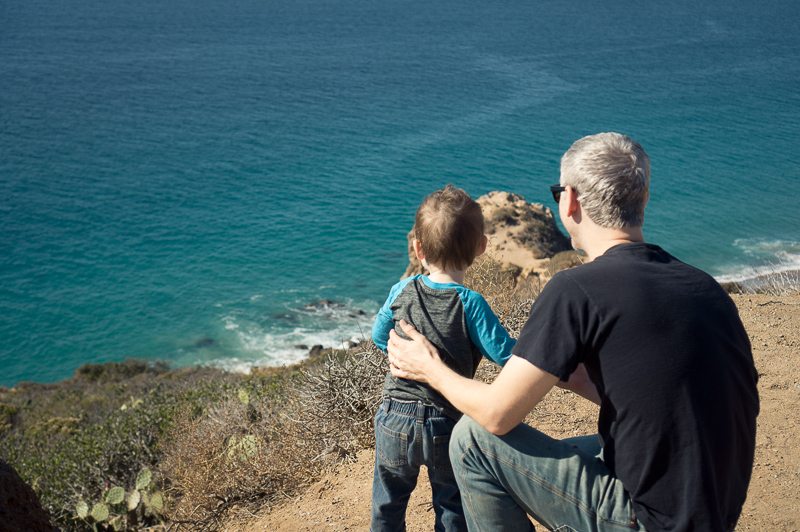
top-left (159, 345), bottom-right (387, 531)
top-left (293, 342), bottom-right (386, 451)
top-left (721, 262), bottom-right (800, 297)
top-left (745, 263), bottom-right (800, 296)
top-left (160, 393), bottom-right (316, 531)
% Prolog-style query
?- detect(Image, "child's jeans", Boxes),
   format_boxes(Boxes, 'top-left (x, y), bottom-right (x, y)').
top-left (370, 397), bottom-right (467, 532)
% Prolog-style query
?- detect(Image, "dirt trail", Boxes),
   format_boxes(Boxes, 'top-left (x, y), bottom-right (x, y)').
top-left (231, 293), bottom-right (800, 532)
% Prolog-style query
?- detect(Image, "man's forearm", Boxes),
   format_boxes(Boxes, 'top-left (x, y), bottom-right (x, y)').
top-left (388, 322), bottom-right (560, 434)
top-left (396, 353), bottom-right (559, 435)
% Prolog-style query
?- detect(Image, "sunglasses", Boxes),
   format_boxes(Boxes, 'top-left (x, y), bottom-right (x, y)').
top-left (550, 184), bottom-right (567, 203)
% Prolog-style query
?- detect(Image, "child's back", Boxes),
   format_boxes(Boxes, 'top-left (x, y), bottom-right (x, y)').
top-left (370, 185), bottom-right (514, 532)
top-left (373, 273), bottom-right (513, 420)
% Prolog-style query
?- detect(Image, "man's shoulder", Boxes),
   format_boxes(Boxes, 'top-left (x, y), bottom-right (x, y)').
top-left (559, 242), bottom-right (713, 284)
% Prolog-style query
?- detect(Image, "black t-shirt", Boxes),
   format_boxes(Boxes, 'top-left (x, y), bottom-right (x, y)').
top-left (513, 243), bottom-right (759, 532)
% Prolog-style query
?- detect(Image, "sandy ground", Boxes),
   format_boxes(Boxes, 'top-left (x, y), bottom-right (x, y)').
top-left (231, 293), bottom-right (800, 532)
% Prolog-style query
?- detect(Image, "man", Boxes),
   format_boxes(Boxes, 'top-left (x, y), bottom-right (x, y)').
top-left (386, 132), bottom-right (759, 532)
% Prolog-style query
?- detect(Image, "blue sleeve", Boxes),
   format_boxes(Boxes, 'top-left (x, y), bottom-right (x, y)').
top-left (371, 276), bottom-right (416, 352)
top-left (460, 289), bottom-right (516, 366)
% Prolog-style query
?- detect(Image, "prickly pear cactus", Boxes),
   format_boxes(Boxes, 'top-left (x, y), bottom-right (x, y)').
top-left (91, 502), bottom-right (109, 522)
top-left (135, 467), bottom-right (152, 491)
top-left (105, 486), bottom-right (125, 505)
top-left (109, 515), bottom-right (123, 531)
top-left (76, 501), bottom-right (89, 519)
top-left (227, 434), bottom-right (259, 463)
top-left (238, 389), bottom-right (251, 405)
top-left (145, 492), bottom-right (164, 512)
top-left (127, 489), bottom-right (141, 511)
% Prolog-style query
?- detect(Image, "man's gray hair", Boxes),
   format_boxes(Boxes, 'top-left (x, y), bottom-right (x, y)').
top-left (560, 132), bottom-right (650, 229)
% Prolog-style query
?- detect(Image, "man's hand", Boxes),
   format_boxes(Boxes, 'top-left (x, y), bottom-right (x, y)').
top-left (387, 319), bottom-right (445, 386)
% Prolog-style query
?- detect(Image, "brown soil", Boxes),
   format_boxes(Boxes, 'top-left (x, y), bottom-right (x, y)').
top-left (231, 293), bottom-right (800, 532)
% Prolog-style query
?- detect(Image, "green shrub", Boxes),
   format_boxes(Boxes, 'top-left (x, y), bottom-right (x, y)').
top-left (0, 360), bottom-right (240, 531)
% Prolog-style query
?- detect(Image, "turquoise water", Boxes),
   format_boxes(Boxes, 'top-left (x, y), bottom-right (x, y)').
top-left (2, 0), bottom-right (799, 387)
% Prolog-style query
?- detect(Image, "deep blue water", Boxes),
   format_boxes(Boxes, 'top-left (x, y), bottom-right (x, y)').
top-left (2, 0), bottom-right (799, 387)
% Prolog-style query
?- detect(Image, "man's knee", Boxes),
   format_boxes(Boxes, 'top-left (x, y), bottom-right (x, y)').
top-left (450, 416), bottom-right (486, 464)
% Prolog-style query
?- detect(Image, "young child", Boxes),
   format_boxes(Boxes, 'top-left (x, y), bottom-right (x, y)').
top-left (370, 184), bottom-right (515, 532)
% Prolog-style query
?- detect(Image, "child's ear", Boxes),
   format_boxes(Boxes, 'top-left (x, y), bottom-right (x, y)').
top-left (476, 235), bottom-right (488, 257)
top-left (412, 239), bottom-right (425, 261)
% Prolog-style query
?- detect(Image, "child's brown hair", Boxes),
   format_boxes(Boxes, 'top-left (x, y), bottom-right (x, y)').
top-left (414, 184), bottom-right (484, 271)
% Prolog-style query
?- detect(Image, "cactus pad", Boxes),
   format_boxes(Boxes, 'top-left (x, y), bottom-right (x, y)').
top-left (237, 389), bottom-right (251, 405)
top-left (227, 434), bottom-right (259, 462)
top-left (135, 467), bottom-right (152, 491)
top-left (127, 490), bottom-right (141, 510)
top-left (91, 503), bottom-right (109, 522)
top-left (76, 501), bottom-right (89, 519)
top-left (109, 515), bottom-right (123, 531)
top-left (105, 486), bottom-right (125, 505)
top-left (146, 492), bottom-right (164, 512)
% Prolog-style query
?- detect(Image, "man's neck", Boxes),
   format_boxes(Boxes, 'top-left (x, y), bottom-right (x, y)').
top-left (580, 226), bottom-right (645, 262)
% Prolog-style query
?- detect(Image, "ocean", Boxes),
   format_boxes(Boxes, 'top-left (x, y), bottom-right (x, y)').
top-left (2, 0), bottom-right (799, 388)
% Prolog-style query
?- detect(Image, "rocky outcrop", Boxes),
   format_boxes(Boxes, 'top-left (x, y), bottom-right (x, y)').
top-left (0, 459), bottom-right (60, 532)
top-left (402, 191), bottom-right (581, 284)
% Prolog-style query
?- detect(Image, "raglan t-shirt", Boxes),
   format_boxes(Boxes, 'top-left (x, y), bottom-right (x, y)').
top-left (512, 243), bottom-right (759, 532)
top-left (372, 274), bottom-right (515, 420)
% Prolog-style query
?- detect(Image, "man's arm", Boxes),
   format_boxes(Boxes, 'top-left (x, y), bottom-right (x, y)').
top-left (388, 320), bottom-right (559, 435)
top-left (557, 363), bottom-right (601, 405)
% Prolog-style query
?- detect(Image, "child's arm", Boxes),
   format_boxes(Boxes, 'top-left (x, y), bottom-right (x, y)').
top-left (372, 276), bottom-right (417, 351)
top-left (460, 290), bottom-right (516, 366)
top-left (372, 299), bottom-right (394, 352)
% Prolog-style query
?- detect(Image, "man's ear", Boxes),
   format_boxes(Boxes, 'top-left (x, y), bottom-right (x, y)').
top-left (476, 235), bottom-right (488, 257)
top-left (566, 185), bottom-right (581, 217)
top-left (412, 239), bottom-right (425, 261)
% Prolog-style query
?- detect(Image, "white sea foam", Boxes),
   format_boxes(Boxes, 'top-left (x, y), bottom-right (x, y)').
top-left (714, 239), bottom-right (800, 283)
top-left (195, 299), bottom-right (376, 374)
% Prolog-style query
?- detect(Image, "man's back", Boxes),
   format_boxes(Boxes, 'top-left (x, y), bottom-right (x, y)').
top-left (515, 243), bottom-right (759, 531)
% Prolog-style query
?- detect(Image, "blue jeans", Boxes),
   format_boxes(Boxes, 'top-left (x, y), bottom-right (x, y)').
top-left (371, 397), bottom-right (467, 532)
top-left (450, 417), bottom-right (648, 532)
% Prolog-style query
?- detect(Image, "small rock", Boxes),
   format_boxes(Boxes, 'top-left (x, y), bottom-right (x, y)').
top-left (309, 345), bottom-right (326, 357)
top-left (194, 337), bottom-right (215, 348)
